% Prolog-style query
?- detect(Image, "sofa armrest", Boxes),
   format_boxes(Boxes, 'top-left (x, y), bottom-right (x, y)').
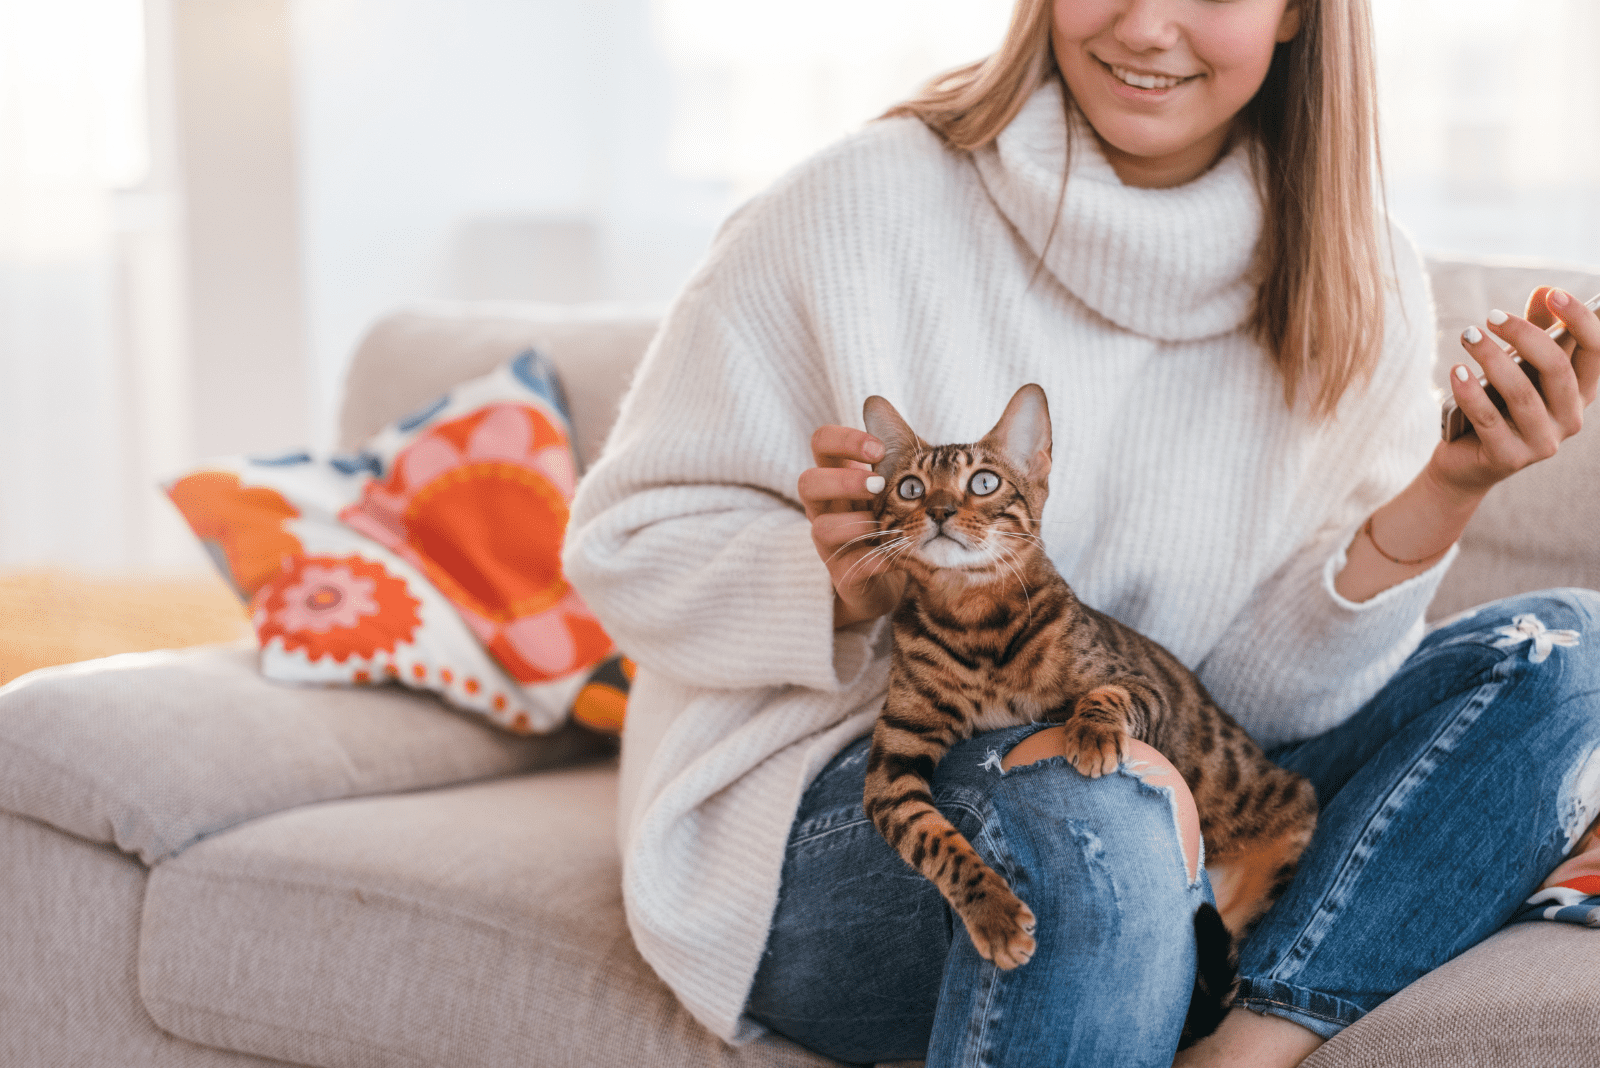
top-left (0, 644), bottom-right (610, 865)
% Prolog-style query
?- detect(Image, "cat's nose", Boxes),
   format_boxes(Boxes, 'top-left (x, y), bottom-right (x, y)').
top-left (928, 503), bottom-right (958, 523)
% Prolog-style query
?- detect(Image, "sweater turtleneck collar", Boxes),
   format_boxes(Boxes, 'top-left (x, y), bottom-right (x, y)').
top-left (972, 78), bottom-right (1263, 343)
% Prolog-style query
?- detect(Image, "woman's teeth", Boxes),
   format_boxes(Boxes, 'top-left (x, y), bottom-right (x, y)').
top-left (1110, 65), bottom-right (1188, 90)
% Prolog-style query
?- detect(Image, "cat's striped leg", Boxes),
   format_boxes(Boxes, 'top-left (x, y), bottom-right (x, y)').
top-left (864, 722), bottom-right (1037, 969)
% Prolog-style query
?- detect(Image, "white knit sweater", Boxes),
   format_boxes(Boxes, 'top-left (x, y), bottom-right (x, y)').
top-left (562, 81), bottom-right (1453, 1043)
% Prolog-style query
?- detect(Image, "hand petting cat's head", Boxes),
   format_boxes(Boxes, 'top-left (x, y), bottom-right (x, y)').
top-left (862, 384), bottom-right (1053, 582)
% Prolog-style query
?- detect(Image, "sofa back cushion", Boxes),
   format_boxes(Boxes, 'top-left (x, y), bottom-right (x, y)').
top-left (338, 301), bottom-right (664, 468)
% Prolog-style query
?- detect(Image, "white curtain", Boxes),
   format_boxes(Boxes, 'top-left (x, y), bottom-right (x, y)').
top-left (0, 0), bottom-right (195, 572)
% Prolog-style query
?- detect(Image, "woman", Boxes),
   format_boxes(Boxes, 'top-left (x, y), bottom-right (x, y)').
top-left (563, 0), bottom-right (1600, 1064)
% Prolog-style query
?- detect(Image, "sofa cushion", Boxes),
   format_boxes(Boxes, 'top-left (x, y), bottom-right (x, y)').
top-left (0, 644), bottom-right (610, 865)
top-left (138, 765), bottom-right (836, 1068)
top-left (0, 811), bottom-right (291, 1068)
top-left (1301, 922), bottom-right (1600, 1067)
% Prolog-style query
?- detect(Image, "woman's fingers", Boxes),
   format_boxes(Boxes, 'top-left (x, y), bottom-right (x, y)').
top-left (1437, 286), bottom-right (1598, 497)
top-left (1445, 348), bottom-right (1537, 487)
top-left (1460, 323), bottom-right (1555, 459)
top-left (812, 509), bottom-right (904, 627)
top-left (805, 425), bottom-right (885, 517)
top-left (1547, 287), bottom-right (1600, 409)
top-left (799, 466), bottom-right (886, 520)
top-left (805, 423), bottom-right (903, 626)
top-left (810, 425), bottom-right (884, 469)
top-left (1482, 308), bottom-right (1582, 438)
top-left (811, 510), bottom-right (888, 566)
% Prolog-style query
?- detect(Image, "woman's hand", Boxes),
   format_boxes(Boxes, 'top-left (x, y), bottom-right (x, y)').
top-left (799, 426), bottom-right (907, 629)
top-left (1433, 286), bottom-right (1600, 498)
top-left (1339, 287), bottom-right (1599, 603)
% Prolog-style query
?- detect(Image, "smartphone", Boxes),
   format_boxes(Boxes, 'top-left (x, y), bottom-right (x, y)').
top-left (1440, 291), bottom-right (1600, 442)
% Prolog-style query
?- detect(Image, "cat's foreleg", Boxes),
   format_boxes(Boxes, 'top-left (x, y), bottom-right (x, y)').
top-left (1058, 677), bottom-right (1158, 777)
top-left (863, 715), bottom-right (1037, 969)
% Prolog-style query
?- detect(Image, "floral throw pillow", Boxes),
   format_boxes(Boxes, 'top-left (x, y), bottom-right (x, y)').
top-left (166, 350), bottom-right (625, 735)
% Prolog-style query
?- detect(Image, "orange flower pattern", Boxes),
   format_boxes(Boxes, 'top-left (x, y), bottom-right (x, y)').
top-left (167, 471), bottom-right (302, 598)
top-left (342, 402), bottom-right (612, 684)
top-left (253, 554), bottom-right (421, 664)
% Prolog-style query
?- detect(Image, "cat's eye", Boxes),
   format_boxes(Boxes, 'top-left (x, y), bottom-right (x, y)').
top-left (897, 476), bottom-right (925, 500)
top-left (969, 470), bottom-right (1000, 496)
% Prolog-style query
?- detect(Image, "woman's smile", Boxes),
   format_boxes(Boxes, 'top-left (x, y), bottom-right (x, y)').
top-left (1097, 56), bottom-right (1201, 95)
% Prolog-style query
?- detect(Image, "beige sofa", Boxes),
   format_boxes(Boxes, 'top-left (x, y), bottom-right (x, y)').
top-left (3, 255), bottom-right (1599, 1068)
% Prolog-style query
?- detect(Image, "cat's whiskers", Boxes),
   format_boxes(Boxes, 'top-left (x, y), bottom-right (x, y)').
top-left (837, 531), bottom-right (915, 588)
top-left (826, 524), bottom-right (898, 566)
top-left (992, 529), bottom-right (1046, 550)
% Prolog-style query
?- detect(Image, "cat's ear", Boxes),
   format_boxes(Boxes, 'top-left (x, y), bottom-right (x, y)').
top-left (983, 384), bottom-right (1052, 482)
top-left (862, 395), bottom-right (920, 473)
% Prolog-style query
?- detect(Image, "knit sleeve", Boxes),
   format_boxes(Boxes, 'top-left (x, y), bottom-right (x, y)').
top-left (1196, 225), bottom-right (1452, 749)
top-left (561, 249), bottom-right (878, 695)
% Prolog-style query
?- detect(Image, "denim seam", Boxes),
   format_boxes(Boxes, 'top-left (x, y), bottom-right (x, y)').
top-left (956, 798), bottom-right (1020, 1068)
top-left (966, 954), bottom-right (1002, 1068)
top-left (1232, 975), bottom-right (1369, 1039)
top-left (1233, 997), bottom-right (1348, 1026)
top-left (1264, 673), bottom-right (1507, 986)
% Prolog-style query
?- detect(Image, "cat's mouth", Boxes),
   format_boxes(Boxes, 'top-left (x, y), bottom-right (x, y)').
top-left (916, 528), bottom-right (995, 571)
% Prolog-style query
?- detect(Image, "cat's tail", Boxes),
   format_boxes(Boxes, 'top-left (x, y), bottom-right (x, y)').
top-left (1179, 901), bottom-right (1238, 1049)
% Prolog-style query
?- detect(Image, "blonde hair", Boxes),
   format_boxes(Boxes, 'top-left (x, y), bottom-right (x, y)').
top-left (884, 0), bottom-right (1386, 419)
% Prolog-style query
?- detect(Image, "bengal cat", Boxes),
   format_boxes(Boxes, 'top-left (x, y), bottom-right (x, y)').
top-left (858, 384), bottom-right (1318, 1037)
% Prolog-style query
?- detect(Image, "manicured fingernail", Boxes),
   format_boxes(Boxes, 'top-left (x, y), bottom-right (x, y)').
top-left (1487, 309), bottom-right (1509, 326)
top-left (1454, 365), bottom-right (1470, 383)
top-left (1550, 289), bottom-right (1571, 308)
top-left (865, 475), bottom-right (885, 493)
top-left (1462, 325), bottom-right (1483, 344)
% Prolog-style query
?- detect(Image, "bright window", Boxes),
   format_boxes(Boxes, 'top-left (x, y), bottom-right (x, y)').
top-left (653, 0), bottom-right (1600, 266)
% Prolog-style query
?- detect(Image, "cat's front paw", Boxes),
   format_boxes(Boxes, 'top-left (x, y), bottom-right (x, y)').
top-left (1060, 719), bottom-right (1126, 778)
top-left (962, 886), bottom-right (1037, 970)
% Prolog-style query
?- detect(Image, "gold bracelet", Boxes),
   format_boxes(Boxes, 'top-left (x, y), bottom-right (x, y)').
top-left (1363, 514), bottom-right (1450, 567)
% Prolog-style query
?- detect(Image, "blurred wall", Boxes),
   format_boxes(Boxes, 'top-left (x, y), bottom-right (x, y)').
top-left (175, 0), bottom-right (310, 458)
top-left (289, 0), bottom-right (725, 444)
top-left (1376, 0), bottom-right (1600, 267)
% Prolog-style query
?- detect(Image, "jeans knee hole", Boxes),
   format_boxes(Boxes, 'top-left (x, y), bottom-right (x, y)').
top-left (1119, 764), bottom-right (1204, 887)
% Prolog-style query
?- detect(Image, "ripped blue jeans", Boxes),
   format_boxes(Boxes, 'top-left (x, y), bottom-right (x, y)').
top-left (744, 589), bottom-right (1600, 1066)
